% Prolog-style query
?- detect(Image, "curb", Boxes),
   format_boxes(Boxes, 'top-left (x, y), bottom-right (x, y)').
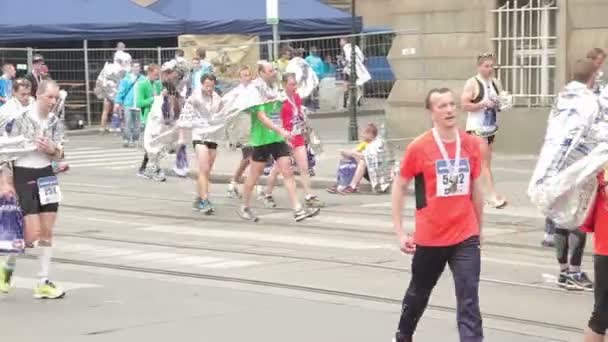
top-left (163, 168), bottom-right (375, 193)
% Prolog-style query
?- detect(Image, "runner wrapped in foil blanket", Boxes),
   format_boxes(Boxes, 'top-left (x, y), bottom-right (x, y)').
top-left (363, 124), bottom-right (397, 193)
top-left (0, 95), bottom-right (64, 162)
top-left (94, 61), bottom-right (129, 100)
top-left (143, 96), bottom-right (176, 165)
top-left (528, 82), bottom-right (608, 229)
top-left (286, 57), bottom-right (319, 99)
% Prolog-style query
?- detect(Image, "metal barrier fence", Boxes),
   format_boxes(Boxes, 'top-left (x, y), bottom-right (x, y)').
top-left (0, 31), bottom-right (397, 128)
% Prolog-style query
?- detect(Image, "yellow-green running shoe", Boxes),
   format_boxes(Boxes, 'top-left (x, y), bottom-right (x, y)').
top-left (0, 266), bottom-right (13, 293)
top-left (34, 280), bottom-right (65, 299)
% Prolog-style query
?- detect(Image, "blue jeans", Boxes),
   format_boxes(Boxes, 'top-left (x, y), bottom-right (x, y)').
top-left (123, 108), bottom-right (141, 143)
top-left (398, 236), bottom-right (483, 341)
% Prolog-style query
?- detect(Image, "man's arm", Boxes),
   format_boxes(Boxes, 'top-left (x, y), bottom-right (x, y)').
top-left (472, 177), bottom-right (484, 239)
top-left (0, 162), bottom-right (14, 198)
top-left (461, 78), bottom-right (488, 113)
top-left (136, 82), bottom-right (154, 108)
top-left (391, 175), bottom-right (411, 240)
top-left (256, 109), bottom-right (289, 138)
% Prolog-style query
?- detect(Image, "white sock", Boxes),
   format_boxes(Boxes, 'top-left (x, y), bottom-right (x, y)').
top-left (569, 265), bottom-right (581, 273)
top-left (559, 264), bottom-right (568, 273)
top-left (38, 247), bottom-right (52, 283)
top-left (294, 203), bottom-right (303, 211)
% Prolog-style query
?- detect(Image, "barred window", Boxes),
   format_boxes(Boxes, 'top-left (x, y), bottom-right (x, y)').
top-left (492, 0), bottom-right (558, 107)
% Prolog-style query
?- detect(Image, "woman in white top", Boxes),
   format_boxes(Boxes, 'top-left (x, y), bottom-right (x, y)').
top-left (461, 53), bottom-right (507, 209)
top-left (0, 80), bottom-right (65, 299)
top-left (183, 74), bottom-right (224, 214)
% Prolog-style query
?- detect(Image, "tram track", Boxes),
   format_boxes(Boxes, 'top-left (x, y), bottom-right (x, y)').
top-left (43, 255), bottom-right (582, 336)
top-left (55, 231), bottom-right (590, 295)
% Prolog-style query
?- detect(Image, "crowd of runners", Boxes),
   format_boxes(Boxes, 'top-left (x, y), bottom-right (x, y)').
top-left (0, 40), bottom-right (607, 342)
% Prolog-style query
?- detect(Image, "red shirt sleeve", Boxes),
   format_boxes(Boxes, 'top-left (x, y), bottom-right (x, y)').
top-left (399, 143), bottom-right (419, 180)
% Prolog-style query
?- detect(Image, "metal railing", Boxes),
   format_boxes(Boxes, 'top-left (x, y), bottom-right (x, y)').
top-left (492, 0), bottom-right (558, 107)
top-left (0, 31), bottom-right (398, 127)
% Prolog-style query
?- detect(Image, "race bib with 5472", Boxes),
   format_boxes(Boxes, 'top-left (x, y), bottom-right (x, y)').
top-left (435, 159), bottom-right (471, 197)
top-left (37, 176), bottom-right (62, 205)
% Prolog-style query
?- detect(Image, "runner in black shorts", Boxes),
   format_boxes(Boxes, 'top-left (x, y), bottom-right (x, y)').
top-left (0, 80), bottom-right (66, 299)
top-left (236, 62), bottom-right (319, 222)
top-left (183, 74), bottom-right (223, 214)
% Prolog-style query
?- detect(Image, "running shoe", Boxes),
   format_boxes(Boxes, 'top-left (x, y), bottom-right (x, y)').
top-left (192, 197), bottom-right (201, 211)
top-left (305, 196), bottom-right (325, 208)
top-left (565, 272), bottom-right (594, 290)
top-left (294, 207), bottom-right (320, 222)
top-left (152, 169), bottom-right (167, 182)
top-left (136, 169), bottom-right (149, 179)
top-left (557, 272), bottom-right (568, 288)
top-left (237, 206), bottom-right (259, 222)
top-left (263, 195), bottom-right (277, 209)
top-left (123, 140), bottom-right (129, 148)
top-left (172, 166), bottom-right (189, 178)
top-left (0, 265), bottom-right (13, 293)
top-left (541, 239), bottom-right (555, 248)
top-left (34, 280), bottom-right (65, 299)
top-left (227, 183), bottom-right (241, 199)
top-left (197, 200), bottom-right (213, 215)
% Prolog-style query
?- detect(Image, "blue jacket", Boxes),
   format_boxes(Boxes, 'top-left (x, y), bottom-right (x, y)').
top-left (0, 77), bottom-right (12, 106)
top-left (305, 55), bottom-right (325, 79)
top-left (115, 73), bottom-right (144, 108)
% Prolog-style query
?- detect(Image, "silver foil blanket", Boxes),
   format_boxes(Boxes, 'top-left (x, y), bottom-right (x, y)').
top-left (286, 57), bottom-right (319, 99)
top-left (528, 81), bottom-right (607, 228)
top-left (94, 62), bottom-right (128, 100)
top-left (363, 124), bottom-right (396, 193)
top-left (0, 100), bottom-right (62, 162)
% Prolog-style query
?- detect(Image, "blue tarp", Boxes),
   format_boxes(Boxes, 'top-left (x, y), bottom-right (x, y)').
top-left (0, 0), bottom-right (184, 42)
top-left (147, 0), bottom-right (361, 36)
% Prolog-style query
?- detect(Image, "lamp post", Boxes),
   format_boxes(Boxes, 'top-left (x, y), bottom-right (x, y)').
top-left (348, 0), bottom-right (359, 141)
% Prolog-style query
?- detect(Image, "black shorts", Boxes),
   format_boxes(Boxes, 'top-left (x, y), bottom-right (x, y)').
top-left (192, 140), bottom-right (218, 150)
top-left (252, 142), bottom-right (291, 163)
top-left (242, 146), bottom-right (253, 159)
top-left (589, 254), bottom-right (608, 335)
top-left (466, 130), bottom-right (495, 145)
top-left (13, 166), bottom-right (59, 215)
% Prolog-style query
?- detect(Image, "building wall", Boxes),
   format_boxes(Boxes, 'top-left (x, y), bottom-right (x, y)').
top-left (386, 0), bottom-right (608, 154)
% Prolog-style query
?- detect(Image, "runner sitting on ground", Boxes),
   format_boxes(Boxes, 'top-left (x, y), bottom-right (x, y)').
top-left (326, 123), bottom-right (378, 194)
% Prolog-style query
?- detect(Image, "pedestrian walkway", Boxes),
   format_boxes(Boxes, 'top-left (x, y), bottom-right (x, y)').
top-left (65, 146), bottom-right (141, 170)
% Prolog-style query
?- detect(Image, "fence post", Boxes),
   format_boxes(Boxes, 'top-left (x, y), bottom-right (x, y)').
top-left (266, 40), bottom-right (274, 61)
top-left (83, 40), bottom-right (92, 127)
top-left (157, 47), bottom-right (162, 65)
top-left (26, 47), bottom-right (33, 71)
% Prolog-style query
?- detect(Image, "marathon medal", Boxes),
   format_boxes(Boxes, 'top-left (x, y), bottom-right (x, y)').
top-left (432, 127), bottom-right (461, 196)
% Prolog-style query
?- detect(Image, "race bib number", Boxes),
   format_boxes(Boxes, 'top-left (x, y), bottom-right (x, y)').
top-left (435, 159), bottom-right (471, 197)
top-left (37, 176), bottom-right (62, 205)
top-left (292, 117), bottom-right (305, 136)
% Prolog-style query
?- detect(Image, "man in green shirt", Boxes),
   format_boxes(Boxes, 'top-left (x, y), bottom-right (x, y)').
top-left (135, 64), bottom-right (163, 178)
top-left (237, 62), bottom-right (320, 223)
top-left (136, 64), bottom-right (162, 125)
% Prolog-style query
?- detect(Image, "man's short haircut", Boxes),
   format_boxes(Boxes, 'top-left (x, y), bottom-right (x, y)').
top-left (12, 78), bottom-right (31, 92)
top-left (364, 123), bottom-right (378, 138)
top-left (36, 79), bottom-right (59, 96)
top-left (282, 72), bottom-right (296, 83)
top-left (587, 48), bottom-right (606, 60)
top-left (477, 52), bottom-right (495, 66)
top-left (32, 54), bottom-right (44, 64)
top-left (201, 73), bottom-right (217, 84)
top-left (175, 49), bottom-right (185, 57)
top-left (425, 87), bottom-right (452, 110)
top-left (147, 63), bottom-right (160, 74)
top-left (258, 61), bottom-right (272, 75)
top-left (571, 58), bottom-right (598, 83)
top-left (117, 42), bottom-right (126, 50)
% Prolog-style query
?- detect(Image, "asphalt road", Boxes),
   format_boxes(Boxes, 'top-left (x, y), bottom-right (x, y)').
top-left (1, 124), bottom-right (593, 342)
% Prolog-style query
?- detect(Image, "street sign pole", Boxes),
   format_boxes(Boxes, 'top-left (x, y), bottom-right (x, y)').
top-left (266, 0), bottom-right (279, 60)
top-left (348, 0), bottom-right (359, 141)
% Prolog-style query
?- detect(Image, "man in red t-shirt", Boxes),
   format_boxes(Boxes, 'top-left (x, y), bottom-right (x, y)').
top-left (583, 170), bottom-right (608, 341)
top-left (391, 88), bottom-right (485, 342)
